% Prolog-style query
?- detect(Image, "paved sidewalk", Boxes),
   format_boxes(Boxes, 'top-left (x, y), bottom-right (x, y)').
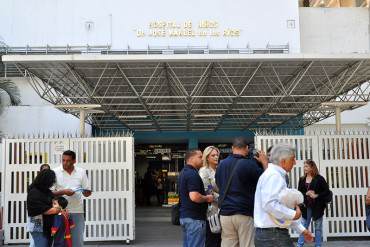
top-left (3, 207), bottom-right (370, 246)
top-left (5, 221), bottom-right (369, 247)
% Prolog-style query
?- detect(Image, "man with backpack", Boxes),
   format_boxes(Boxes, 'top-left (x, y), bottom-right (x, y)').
top-left (216, 137), bottom-right (268, 247)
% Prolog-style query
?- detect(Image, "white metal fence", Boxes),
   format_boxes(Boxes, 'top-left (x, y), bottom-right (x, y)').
top-left (255, 133), bottom-right (370, 240)
top-left (0, 143), bottom-right (3, 232)
top-left (1, 136), bottom-right (134, 244)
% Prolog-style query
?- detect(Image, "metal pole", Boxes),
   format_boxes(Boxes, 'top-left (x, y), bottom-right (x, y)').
top-left (335, 106), bottom-right (342, 133)
top-left (80, 109), bottom-right (86, 137)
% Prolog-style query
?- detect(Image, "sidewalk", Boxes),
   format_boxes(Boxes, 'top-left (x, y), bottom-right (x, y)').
top-left (85, 240), bottom-right (370, 247)
top-left (3, 207), bottom-right (370, 246)
top-left (5, 221), bottom-right (369, 247)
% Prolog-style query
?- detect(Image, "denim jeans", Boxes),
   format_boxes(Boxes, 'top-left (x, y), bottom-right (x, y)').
top-left (255, 228), bottom-right (294, 247)
top-left (297, 208), bottom-right (323, 247)
top-left (70, 213), bottom-right (85, 247)
top-left (180, 218), bottom-right (206, 247)
top-left (29, 232), bottom-right (50, 247)
top-left (29, 236), bottom-right (35, 247)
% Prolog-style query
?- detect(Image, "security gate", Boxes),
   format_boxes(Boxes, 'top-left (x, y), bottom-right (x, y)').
top-left (318, 134), bottom-right (369, 237)
top-left (255, 133), bottom-right (370, 240)
top-left (1, 136), bottom-right (134, 244)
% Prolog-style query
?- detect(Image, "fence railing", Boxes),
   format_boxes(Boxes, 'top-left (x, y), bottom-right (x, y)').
top-left (0, 135), bottom-right (135, 244)
top-left (255, 133), bottom-right (370, 240)
top-left (0, 44), bottom-right (290, 56)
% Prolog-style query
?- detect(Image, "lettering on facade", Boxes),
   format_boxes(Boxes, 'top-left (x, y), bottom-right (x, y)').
top-left (133, 20), bottom-right (241, 38)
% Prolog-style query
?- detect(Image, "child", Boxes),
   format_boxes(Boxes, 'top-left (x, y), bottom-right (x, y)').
top-left (51, 197), bottom-right (75, 247)
top-left (269, 188), bottom-right (304, 227)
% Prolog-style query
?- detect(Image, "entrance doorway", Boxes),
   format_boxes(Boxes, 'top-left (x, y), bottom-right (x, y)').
top-left (135, 143), bottom-right (186, 207)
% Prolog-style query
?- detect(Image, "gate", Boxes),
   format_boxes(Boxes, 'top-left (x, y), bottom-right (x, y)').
top-left (255, 133), bottom-right (370, 240)
top-left (0, 143), bottom-right (3, 233)
top-left (318, 134), bottom-right (370, 237)
top-left (1, 136), bottom-right (134, 244)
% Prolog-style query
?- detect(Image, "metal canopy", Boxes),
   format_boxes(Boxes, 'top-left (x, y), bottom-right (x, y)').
top-left (3, 54), bottom-right (370, 131)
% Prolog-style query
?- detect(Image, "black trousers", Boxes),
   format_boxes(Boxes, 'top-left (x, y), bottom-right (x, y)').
top-left (205, 220), bottom-right (221, 247)
top-left (254, 228), bottom-right (294, 247)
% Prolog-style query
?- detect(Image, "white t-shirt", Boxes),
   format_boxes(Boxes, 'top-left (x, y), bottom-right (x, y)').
top-left (53, 166), bottom-right (91, 213)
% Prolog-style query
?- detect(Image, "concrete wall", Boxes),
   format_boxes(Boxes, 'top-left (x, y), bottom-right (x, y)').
top-left (299, 7), bottom-right (370, 53)
top-left (0, 77), bottom-right (92, 137)
top-left (307, 102), bottom-right (370, 131)
top-left (305, 123), bottom-right (370, 133)
top-left (318, 103), bottom-right (370, 124)
top-left (0, 0), bottom-right (301, 52)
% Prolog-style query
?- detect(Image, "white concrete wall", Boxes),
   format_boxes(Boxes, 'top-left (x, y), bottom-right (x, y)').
top-left (0, 0), bottom-right (301, 52)
top-left (0, 77), bottom-right (92, 137)
top-left (306, 102), bottom-right (370, 132)
top-left (319, 103), bottom-right (370, 124)
top-left (305, 123), bottom-right (370, 133)
top-left (299, 7), bottom-right (370, 53)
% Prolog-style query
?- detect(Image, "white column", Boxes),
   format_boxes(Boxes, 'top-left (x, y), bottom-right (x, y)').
top-left (80, 109), bottom-right (86, 137)
top-left (335, 106), bottom-right (342, 133)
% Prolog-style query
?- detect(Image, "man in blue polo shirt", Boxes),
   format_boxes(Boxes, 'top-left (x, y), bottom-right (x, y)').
top-left (216, 137), bottom-right (268, 247)
top-left (179, 149), bottom-right (214, 247)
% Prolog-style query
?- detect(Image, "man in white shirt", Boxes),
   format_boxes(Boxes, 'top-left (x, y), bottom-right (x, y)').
top-left (54, 150), bottom-right (92, 247)
top-left (254, 143), bottom-right (313, 247)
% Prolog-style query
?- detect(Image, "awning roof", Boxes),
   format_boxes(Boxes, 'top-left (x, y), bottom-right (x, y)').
top-left (3, 54), bottom-right (370, 131)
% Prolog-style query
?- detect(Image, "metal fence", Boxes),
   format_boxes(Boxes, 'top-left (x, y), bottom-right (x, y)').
top-left (0, 44), bottom-right (290, 55)
top-left (0, 136), bottom-right (134, 244)
top-left (255, 133), bottom-right (370, 240)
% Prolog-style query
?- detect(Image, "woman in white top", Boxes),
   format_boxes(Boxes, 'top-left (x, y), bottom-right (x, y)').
top-left (199, 146), bottom-right (221, 247)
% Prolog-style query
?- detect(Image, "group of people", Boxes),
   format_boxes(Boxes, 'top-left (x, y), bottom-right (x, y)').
top-left (143, 168), bottom-right (167, 206)
top-left (26, 150), bottom-right (91, 247)
top-left (179, 137), bottom-right (332, 247)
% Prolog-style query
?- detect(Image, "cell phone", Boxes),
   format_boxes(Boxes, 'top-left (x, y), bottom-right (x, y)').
top-left (252, 149), bottom-right (259, 158)
top-left (73, 188), bottom-right (92, 193)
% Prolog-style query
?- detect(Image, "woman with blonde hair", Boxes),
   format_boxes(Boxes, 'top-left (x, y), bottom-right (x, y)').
top-left (199, 146), bottom-right (221, 247)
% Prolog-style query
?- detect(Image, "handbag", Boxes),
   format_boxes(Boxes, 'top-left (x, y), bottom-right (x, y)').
top-left (171, 202), bottom-right (181, 225)
top-left (207, 159), bottom-right (241, 233)
top-left (324, 189), bottom-right (333, 204)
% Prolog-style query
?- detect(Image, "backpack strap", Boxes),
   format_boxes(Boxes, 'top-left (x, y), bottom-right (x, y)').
top-left (218, 158), bottom-right (242, 209)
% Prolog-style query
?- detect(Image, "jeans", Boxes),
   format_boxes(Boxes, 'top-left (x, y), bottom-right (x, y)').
top-left (29, 236), bottom-right (35, 247)
top-left (29, 232), bottom-right (50, 247)
top-left (297, 208), bottom-right (323, 247)
top-left (255, 228), bottom-right (294, 247)
top-left (70, 213), bottom-right (85, 247)
top-left (180, 218), bottom-right (206, 247)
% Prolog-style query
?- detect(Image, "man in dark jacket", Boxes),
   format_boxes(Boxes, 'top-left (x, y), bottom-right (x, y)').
top-left (216, 137), bottom-right (268, 247)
